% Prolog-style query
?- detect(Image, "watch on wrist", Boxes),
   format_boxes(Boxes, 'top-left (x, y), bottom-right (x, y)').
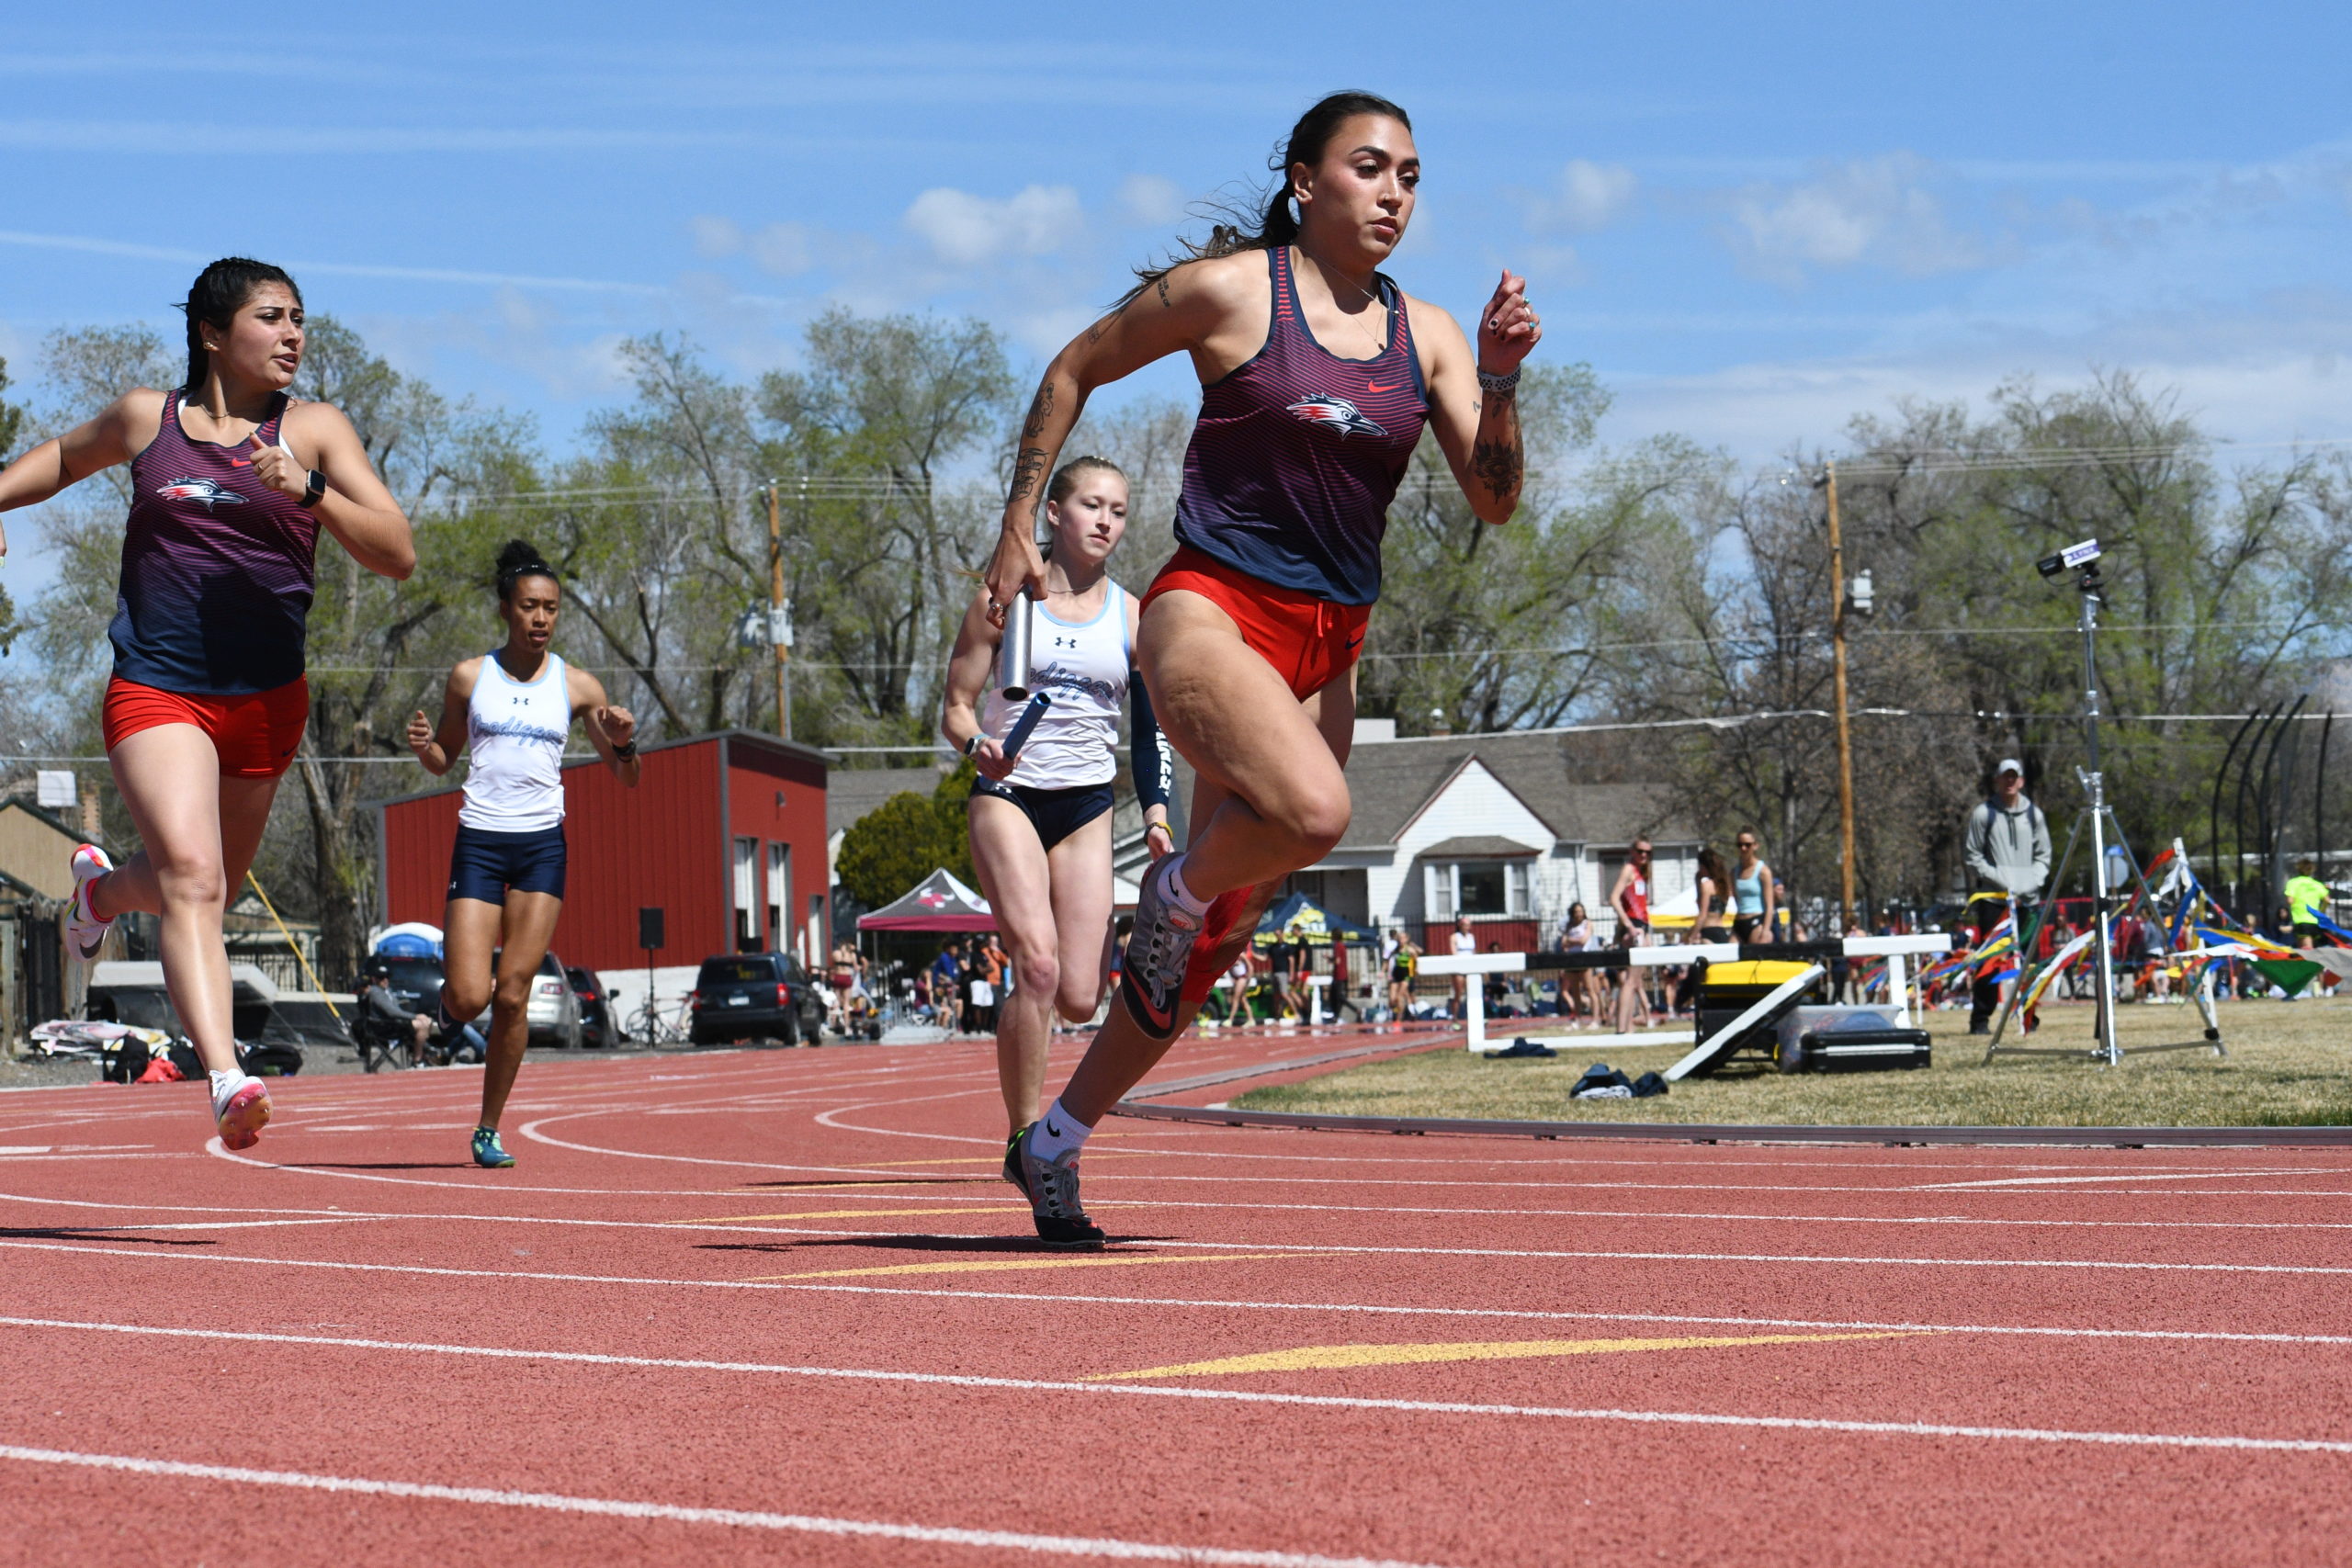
top-left (963, 732), bottom-right (983, 758)
top-left (613, 739), bottom-right (638, 760)
top-left (1476, 366), bottom-right (1521, 397)
top-left (300, 469), bottom-right (327, 508)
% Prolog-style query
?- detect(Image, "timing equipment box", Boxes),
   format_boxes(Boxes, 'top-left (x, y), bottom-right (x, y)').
top-left (1771, 1005), bottom-right (1931, 1074)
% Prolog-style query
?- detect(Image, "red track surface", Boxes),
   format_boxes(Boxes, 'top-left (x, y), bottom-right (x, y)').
top-left (4, 1027), bottom-right (2349, 1565)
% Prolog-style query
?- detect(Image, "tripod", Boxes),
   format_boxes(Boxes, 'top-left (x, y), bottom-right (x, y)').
top-left (1984, 558), bottom-right (2224, 1066)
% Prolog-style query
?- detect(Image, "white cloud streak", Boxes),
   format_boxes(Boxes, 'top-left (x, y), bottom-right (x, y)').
top-left (1725, 153), bottom-right (1989, 283)
top-left (902, 185), bottom-right (1083, 266)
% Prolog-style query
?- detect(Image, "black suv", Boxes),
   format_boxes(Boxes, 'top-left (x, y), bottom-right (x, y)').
top-left (688, 952), bottom-right (825, 1045)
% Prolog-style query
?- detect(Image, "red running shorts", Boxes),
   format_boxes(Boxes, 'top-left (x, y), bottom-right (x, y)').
top-left (104, 674), bottom-right (311, 779)
top-left (1139, 546), bottom-right (1371, 703)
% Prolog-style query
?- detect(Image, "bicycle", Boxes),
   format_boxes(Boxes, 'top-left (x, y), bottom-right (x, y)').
top-left (621, 990), bottom-right (690, 1046)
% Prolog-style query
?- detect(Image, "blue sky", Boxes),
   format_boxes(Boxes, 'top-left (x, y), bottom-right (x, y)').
top-left (6, 0), bottom-right (2350, 487)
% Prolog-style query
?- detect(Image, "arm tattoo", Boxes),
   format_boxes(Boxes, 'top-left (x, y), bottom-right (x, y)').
top-left (1156, 276), bottom-right (1171, 307)
top-left (1469, 436), bottom-right (1522, 502)
top-left (1020, 381), bottom-right (1055, 441)
top-left (1008, 446), bottom-right (1047, 505)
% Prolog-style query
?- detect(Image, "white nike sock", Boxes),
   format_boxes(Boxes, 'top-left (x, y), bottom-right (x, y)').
top-left (1030, 1098), bottom-right (1093, 1162)
top-left (1159, 854), bottom-right (1211, 918)
top-left (208, 1067), bottom-right (249, 1110)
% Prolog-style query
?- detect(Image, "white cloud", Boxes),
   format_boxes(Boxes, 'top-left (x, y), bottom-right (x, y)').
top-left (1540, 160), bottom-right (1637, 233)
top-left (749, 221), bottom-right (815, 276)
top-left (903, 185), bottom-right (1083, 267)
top-left (1116, 174), bottom-right (1184, 228)
top-left (1726, 153), bottom-right (1987, 283)
top-left (689, 215), bottom-right (743, 258)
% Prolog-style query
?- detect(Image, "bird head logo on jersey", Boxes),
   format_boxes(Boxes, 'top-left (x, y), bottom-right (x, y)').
top-left (154, 478), bottom-right (247, 511)
top-left (1285, 394), bottom-right (1387, 440)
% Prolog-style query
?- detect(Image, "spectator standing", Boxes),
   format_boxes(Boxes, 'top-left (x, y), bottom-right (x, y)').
top-left (2286, 860), bottom-right (2330, 950)
top-left (1962, 757), bottom-right (2052, 1033)
top-left (1558, 900), bottom-right (1600, 1027)
top-left (1268, 934), bottom-right (1303, 1021)
top-left (1608, 839), bottom-right (1657, 1031)
top-left (1386, 932), bottom-right (1420, 1022)
top-left (1731, 831), bottom-right (1777, 943)
top-left (1694, 847), bottom-right (1733, 943)
top-left (1448, 914), bottom-right (1477, 1017)
top-left (1223, 948), bottom-right (1257, 1026)
top-left (929, 940), bottom-right (964, 1034)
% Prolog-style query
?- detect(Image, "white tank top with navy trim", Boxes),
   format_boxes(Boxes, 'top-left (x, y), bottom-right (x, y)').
top-left (458, 651), bottom-right (572, 832)
top-left (978, 581), bottom-right (1129, 792)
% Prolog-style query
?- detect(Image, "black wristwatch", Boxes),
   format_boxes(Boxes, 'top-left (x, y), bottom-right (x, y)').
top-left (613, 739), bottom-right (639, 760)
top-left (300, 469), bottom-right (327, 509)
top-left (963, 733), bottom-right (983, 757)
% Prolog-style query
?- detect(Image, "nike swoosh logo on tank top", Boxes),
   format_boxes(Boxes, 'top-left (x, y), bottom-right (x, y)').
top-left (1169, 245), bottom-right (1430, 607)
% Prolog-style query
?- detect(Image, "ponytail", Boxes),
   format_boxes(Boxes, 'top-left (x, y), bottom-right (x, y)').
top-left (1117, 90), bottom-right (1408, 309)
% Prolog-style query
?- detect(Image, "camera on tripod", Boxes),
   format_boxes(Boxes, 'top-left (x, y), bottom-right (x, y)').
top-left (2036, 538), bottom-right (2101, 580)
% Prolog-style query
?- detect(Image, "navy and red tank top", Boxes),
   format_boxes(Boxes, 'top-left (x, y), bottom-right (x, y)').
top-left (112, 389), bottom-right (322, 694)
top-left (1170, 244), bottom-right (1429, 606)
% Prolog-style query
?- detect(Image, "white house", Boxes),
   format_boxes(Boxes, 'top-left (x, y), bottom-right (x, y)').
top-left (1289, 719), bottom-right (1698, 948)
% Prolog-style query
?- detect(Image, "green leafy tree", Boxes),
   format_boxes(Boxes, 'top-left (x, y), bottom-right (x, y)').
top-left (832, 762), bottom-right (978, 908)
top-left (0, 355), bottom-right (26, 461)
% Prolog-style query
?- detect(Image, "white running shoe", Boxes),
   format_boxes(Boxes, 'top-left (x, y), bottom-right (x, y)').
top-left (65, 844), bottom-right (115, 962)
top-left (213, 1075), bottom-right (272, 1151)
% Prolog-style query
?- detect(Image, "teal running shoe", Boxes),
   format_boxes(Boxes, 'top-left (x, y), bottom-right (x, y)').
top-left (471, 1126), bottom-right (515, 1168)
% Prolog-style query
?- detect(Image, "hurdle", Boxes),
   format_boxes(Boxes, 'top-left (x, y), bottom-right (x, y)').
top-left (1419, 932), bottom-right (1953, 1055)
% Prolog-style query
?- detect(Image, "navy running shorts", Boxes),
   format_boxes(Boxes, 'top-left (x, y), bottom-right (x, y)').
top-left (447, 823), bottom-right (568, 905)
top-left (969, 778), bottom-right (1114, 852)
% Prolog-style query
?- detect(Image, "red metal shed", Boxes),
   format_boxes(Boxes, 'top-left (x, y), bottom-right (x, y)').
top-left (374, 730), bottom-right (831, 974)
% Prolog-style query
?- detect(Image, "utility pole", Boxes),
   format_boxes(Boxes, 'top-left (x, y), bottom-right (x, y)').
top-left (1825, 460), bottom-right (1859, 931)
top-left (765, 484), bottom-right (791, 740)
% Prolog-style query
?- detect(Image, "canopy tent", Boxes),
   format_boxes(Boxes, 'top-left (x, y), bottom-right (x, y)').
top-left (1645, 886), bottom-right (1700, 931)
top-left (856, 869), bottom-right (997, 932)
top-left (1251, 891), bottom-right (1374, 948)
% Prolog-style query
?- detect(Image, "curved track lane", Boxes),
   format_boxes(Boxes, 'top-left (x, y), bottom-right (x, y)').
top-left (3, 1031), bottom-right (2348, 1565)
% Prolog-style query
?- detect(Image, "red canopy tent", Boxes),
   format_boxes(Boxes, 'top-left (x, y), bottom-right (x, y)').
top-left (855, 868), bottom-right (997, 932)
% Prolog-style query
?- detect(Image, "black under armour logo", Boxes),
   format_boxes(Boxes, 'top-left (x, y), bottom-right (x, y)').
top-left (1054, 636), bottom-right (1078, 648)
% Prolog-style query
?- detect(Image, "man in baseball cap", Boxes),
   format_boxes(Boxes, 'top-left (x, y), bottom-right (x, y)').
top-left (1962, 758), bottom-right (2051, 1033)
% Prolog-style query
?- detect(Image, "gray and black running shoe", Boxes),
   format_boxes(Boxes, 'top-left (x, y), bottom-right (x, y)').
top-left (1006, 1120), bottom-right (1106, 1249)
top-left (1117, 855), bottom-right (1205, 1041)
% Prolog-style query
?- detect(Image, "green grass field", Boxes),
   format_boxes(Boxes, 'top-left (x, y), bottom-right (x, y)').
top-left (1233, 998), bottom-right (2352, 1127)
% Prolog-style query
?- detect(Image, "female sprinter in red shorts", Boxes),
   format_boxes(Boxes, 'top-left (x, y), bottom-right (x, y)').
top-left (0, 258), bottom-right (415, 1149)
top-left (984, 90), bottom-right (1540, 1244)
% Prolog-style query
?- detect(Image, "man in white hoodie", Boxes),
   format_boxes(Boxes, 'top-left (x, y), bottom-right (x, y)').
top-left (1963, 758), bottom-right (2052, 1033)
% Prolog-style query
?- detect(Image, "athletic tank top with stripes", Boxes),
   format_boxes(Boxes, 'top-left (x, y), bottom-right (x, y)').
top-left (112, 389), bottom-right (322, 694)
top-left (1170, 245), bottom-right (1429, 606)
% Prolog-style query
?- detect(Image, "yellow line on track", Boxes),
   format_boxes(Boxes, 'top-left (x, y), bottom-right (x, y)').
top-left (748, 1252), bottom-right (1285, 1281)
top-left (669, 1208), bottom-right (1036, 1224)
top-left (1091, 1330), bottom-right (1922, 1380)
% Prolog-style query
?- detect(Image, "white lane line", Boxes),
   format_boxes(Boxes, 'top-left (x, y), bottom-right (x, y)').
top-left (14, 1238), bottom-right (2352, 1348)
top-left (17, 1187), bottom-right (2349, 1272)
top-left (504, 1122), bottom-right (2352, 1200)
top-left (1134, 1238), bottom-right (2352, 1276)
top-left (1917, 1170), bottom-right (2330, 1190)
top-left (4, 1317), bottom-right (2347, 1458)
top-left (0, 1442), bottom-right (1436, 1568)
top-left (0, 1145), bottom-right (50, 1154)
top-left (777, 1283), bottom-right (2352, 1346)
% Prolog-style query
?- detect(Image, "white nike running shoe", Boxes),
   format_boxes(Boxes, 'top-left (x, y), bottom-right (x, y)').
top-left (65, 844), bottom-right (115, 962)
